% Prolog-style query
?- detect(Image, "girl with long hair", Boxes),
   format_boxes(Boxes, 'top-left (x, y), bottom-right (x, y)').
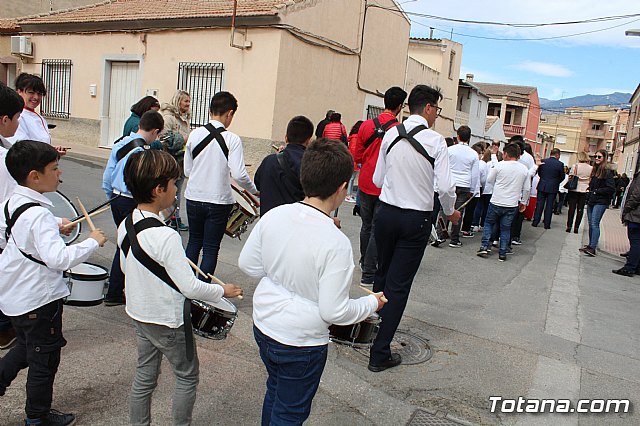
top-left (580, 149), bottom-right (615, 256)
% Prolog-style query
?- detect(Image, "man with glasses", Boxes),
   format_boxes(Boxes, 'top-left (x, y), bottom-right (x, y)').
top-left (368, 85), bottom-right (460, 372)
top-left (532, 148), bottom-right (565, 229)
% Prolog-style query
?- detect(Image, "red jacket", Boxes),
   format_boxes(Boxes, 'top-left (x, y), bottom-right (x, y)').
top-left (348, 134), bottom-right (360, 172)
top-left (354, 111), bottom-right (399, 196)
top-left (322, 122), bottom-right (347, 141)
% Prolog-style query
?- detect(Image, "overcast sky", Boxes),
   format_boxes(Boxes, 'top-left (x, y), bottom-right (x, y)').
top-left (399, 0), bottom-right (640, 100)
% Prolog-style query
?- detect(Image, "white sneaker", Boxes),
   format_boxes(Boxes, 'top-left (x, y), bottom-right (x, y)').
top-left (345, 195), bottom-right (356, 203)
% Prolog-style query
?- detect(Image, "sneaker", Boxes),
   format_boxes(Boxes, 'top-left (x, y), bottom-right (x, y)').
top-left (511, 238), bottom-right (522, 245)
top-left (462, 231), bottom-right (474, 238)
top-left (471, 226), bottom-right (481, 232)
top-left (578, 245), bottom-right (589, 253)
top-left (25, 409), bottom-right (76, 426)
top-left (103, 296), bottom-right (126, 307)
top-left (583, 246), bottom-right (596, 257)
top-left (449, 241), bottom-right (463, 248)
top-left (176, 218), bottom-right (189, 232)
top-left (476, 247), bottom-right (489, 257)
top-left (505, 247), bottom-right (513, 255)
top-left (353, 205), bottom-right (360, 216)
top-left (0, 327), bottom-right (17, 350)
top-left (612, 268), bottom-right (635, 277)
top-left (168, 219), bottom-right (178, 230)
top-left (492, 240), bottom-right (499, 248)
top-left (499, 255), bottom-right (507, 262)
top-left (431, 238), bottom-right (445, 248)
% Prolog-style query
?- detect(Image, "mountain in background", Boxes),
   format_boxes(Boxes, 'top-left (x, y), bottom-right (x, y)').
top-left (539, 92), bottom-right (631, 111)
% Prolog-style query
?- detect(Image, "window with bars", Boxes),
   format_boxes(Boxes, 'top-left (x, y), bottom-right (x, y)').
top-left (41, 59), bottom-right (72, 119)
top-left (367, 105), bottom-right (383, 120)
top-left (177, 62), bottom-right (224, 129)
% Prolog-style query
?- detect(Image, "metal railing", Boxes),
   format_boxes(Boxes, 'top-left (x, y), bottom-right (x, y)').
top-left (41, 59), bottom-right (72, 119)
top-left (503, 123), bottom-right (525, 136)
top-left (177, 62), bottom-right (224, 129)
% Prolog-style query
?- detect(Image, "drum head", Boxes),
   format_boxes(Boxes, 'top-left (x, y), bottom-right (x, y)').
top-left (44, 191), bottom-right (81, 244)
top-left (231, 187), bottom-right (257, 215)
top-left (67, 262), bottom-right (109, 280)
top-left (210, 297), bottom-right (238, 314)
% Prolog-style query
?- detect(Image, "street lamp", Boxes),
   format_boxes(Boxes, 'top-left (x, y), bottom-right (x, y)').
top-left (625, 29), bottom-right (640, 36)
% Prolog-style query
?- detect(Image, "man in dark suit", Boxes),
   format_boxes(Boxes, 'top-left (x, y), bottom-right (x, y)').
top-left (532, 148), bottom-right (565, 229)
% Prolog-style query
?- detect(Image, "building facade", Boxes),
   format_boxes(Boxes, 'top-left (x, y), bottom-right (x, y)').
top-left (455, 76), bottom-right (489, 145)
top-left (621, 85), bottom-right (640, 175)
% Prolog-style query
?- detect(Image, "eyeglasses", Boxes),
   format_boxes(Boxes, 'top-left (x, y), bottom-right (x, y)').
top-left (429, 104), bottom-right (442, 117)
top-left (595, 155), bottom-right (604, 159)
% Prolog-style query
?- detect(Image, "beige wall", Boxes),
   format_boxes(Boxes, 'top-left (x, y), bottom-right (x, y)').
top-left (21, 29), bottom-right (282, 145)
top-left (539, 114), bottom-right (583, 165)
top-left (408, 39), bottom-right (462, 137)
top-left (273, 0), bottom-right (410, 138)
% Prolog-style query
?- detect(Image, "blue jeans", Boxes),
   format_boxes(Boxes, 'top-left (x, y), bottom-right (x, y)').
top-left (586, 203), bottom-right (608, 249)
top-left (481, 203), bottom-right (517, 256)
top-left (253, 326), bottom-right (328, 426)
top-left (185, 200), bottom-right (232, 278)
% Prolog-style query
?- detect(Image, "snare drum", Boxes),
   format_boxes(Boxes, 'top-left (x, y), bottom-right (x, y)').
top-left (44, 191), bottom-right (81, 244)
top-left (329, 313), bottom-right (381, 348)
top-left (225, 185), bottom-right (259, 239)
top-left (191, 298), bottom-right (238, 340)
top-left (64, 262), bottom-right (109, 306)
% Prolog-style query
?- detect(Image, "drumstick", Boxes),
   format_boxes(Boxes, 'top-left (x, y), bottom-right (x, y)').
top-left (186, 258), bottom-right (209, 279)
top-left (62, 205), bottom-right (111, 229)
top-left (458, 195), bottom-right (475, 210)
top-left (76, 197), bottom-right (96, 231)
top-left (69, 194), bottom-right (120, 222)
top-left (359, 286), bottom-right (388, 303)
top-left (208, 273), bottom-right (244, 300)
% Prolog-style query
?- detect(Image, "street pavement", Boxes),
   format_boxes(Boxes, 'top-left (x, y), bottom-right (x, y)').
top-left (2, 149), bottom-right (640, 426)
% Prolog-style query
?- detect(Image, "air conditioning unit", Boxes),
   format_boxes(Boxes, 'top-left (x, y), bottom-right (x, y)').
top-left (11, 36), bottom-right (33, 57)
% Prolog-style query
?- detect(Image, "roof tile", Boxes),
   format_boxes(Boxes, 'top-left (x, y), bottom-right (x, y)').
top-left (473, 82), bottom-right (537, 98)
top-left (18, 0), bottom-right (283, 25)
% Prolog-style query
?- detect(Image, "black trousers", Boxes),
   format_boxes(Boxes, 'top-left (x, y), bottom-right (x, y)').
top-left (106, 195), bottom-right (137, 299)
top-left (461, 196), bottom-right (479, 232)
top-left (533, 190), bottom-right (557, 228)
top-left (566, 192), bottom-right (587, 231)
top-left (0, 299), bottom-right (66, 418)
top-left (370, 202), bottom-right (431, 365)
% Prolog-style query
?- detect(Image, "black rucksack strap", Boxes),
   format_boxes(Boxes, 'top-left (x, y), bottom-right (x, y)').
top-left (4, 202), bottom-right (47, 266)
top-left (115, 137), bottom-right (146, 162)
top-left (386, 124), bottom-right (435, 168)
top-left (276, 152), bottom-right (303, 201)
top-left (364, 117), bottom-right (398, 149)
top-left (192, 123), bottom-right (228, 160)
top-left (123, 214), bottom-right (194, 361)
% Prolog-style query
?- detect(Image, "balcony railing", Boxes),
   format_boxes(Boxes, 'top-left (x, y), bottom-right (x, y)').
top-left (455, 110), bottom-right (469, 125)
top-left (503, 124), bottom-right (525, 136)
top-left (586, 129), bottom-right (605, 138)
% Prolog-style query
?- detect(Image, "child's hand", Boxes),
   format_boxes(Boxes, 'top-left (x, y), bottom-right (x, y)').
top-left (90, 229), bottom-right (107, 247)
top-left (59, 219), bottom-right (75, 236)
top-left (374, 292), bottom-right (387, 311)
top-left (222, 283), bottom-right (243, 299)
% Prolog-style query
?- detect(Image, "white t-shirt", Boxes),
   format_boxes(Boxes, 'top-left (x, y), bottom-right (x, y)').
top-left (7, 108), bottom-right (51, 145)
top-left (487, 160), bottom-right (531, 208)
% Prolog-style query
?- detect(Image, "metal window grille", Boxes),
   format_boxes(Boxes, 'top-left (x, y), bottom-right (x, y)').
top-left (177, 62), bottom-right (224, 129)
top-left (41, 59), bottom-right (72, 119)
top-left (367, 105), bottom-right (383, 120)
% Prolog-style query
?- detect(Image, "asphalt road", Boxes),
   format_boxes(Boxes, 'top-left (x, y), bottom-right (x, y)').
top-left (1, 154), bottom-right (639, 426)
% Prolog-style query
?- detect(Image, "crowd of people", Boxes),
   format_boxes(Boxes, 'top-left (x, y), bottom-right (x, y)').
top-left (0, 73), bottom-right (637, 426)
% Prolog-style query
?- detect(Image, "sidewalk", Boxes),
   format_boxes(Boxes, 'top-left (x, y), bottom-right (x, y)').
top-left (56, 139), bottom-right (111, 165)
top-left (600, 207), bottom-right (629, 256)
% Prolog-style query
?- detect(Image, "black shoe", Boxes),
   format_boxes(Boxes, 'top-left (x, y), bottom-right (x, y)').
top-left (498, 255), bottom-right (507, 262)
top-left (103, 296), bottom-right (126, 307)
top-left (612, 268), bottom-right (635, 277)
top-left (621, 252), bottom-right (629, 257)
top-left (531, 222), bottom-right (538, 227)
top-left (566, 227), bottom-right (570, 232)
top-left (353, 205), bottom-right (360, 216)
top-left (573, 228), bottom-right (579, 234)
top-left (25, 409), bottom-right (76, 426)
top-left (0, 327), bottom-right (17, 350)
top-left (368, 353), bottom-right (402, 372)
top-left (431, 238), bottom-right (445, 247)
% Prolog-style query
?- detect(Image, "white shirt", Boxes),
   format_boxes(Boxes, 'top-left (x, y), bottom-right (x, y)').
top-left (184, 120), bottom-right (257, 204)
top-left (519, 150), bottom-right (537, 179)
top-left (118, 209), bottom-right (224, 328)
top-left (238, 202), bottom-right (378, 347)
top-left (0, 186), bottom-right (99, 315)
top-left (531, 175), bottom-right (539, 197)
top-left (7, 108), bottom-right (51, 144)
top-left (447, 143), bottom-right (480, 194)
top-left (0, 136), bottom-right (17, 203)
top-left (487, 160), bottom-right (531, 208)
top-left (373, 115), bottom-right (456, 215)
top-left (479, 160), bottom-right (491, 194)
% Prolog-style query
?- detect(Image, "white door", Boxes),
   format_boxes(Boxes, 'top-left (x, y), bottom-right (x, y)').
top-left (106, 61), bottom-right (139, 147)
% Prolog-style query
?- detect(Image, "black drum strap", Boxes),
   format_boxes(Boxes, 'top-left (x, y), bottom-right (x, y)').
top-left (115, 138), bottom-right (146, 162)
top-left (192, 123), bottom-right (228, 160)
top-left (4, 202), bottom-right (47, 266)
top-left (386, 124), bottom-right (435, 169)
top-left (364, 117), bottom-right (398, 149)
top-left (122, 215), bottom-right (194, 361)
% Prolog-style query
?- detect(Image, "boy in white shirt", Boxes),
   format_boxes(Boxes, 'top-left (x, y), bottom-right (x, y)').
top-left (477, 143), bottom-right (530, 261)
top-left (0, 83), bottom-right (23, 350)
top-left (239, 139), bottom-right (386, 425)
top-left (0, 140), bottom-right (107, 426)
top-left (118, 150), bottom-right (242, 426)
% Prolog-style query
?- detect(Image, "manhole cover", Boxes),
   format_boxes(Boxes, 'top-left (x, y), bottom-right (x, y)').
top-left (352, 330), bottom-right (432, 365)
top-left (407, 409), bottom-right (469, 426)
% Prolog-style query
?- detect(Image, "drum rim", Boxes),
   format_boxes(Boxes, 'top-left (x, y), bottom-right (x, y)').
top-left (45, 190), bottom-right (81, 244)
top-left (231, 186), bottom-right (258, 216)
top-left (192, 297), bottom-right (238, 314)
top-left (64, 262), bottom-right (109, 281)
